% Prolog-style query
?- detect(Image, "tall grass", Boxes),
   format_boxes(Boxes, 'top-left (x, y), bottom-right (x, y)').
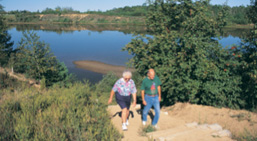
top-left (0, 82), bottom-right (122, 140)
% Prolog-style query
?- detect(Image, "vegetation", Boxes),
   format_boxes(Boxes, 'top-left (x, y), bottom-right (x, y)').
top-left (124, 0), bottom-right (256, 111)
top-left (2, 3), bottom-right (253, 26)
top-left (0, 82), bottom-right (122, 140)
top-left (240, 0), bottom-right (257, 110)
top-left (12, 31), bottom-right (73, 87)
top-left (139, 125), bottom-right (156, 136)
top-left (87, 5), bottom-right (148, 16)
top-left (41, 6), bottom-right (80, 14)
top-left (1, 0), bottom-right (257, 140)
top-left (0, 5), bottom-right (13, 67)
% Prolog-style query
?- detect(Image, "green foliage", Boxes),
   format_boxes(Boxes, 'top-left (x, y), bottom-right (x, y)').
top-left (41, 7), bottom-right (80, 14)
top-left (0, 82), bottom-right (122, 140)
top-left (239, 0), bottom-right (257, 110)
top-left (13, 31), bottom-right (72, 87)
top-left (234, 129), bottom-right (257, 141)
top-left (139, 125), bottom-right (156, 136)
top-left (15, 12), bottom-right (40, 22)
top-left (87, 5), bottom-right (148, 17)
top-left (0, 70), bottom-right (26, 92)
top-left (95, 72), bottom-right (119, 103)
top-left (0, 6), bottom-right (14, 67)
top-left (124, 0), bottom-right (243, 108)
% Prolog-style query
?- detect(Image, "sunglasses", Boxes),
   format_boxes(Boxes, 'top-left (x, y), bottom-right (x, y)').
top-left (124, 78), bottom-right (130, 81)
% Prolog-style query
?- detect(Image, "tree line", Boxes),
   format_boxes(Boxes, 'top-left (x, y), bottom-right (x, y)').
top-left (1, 4), bottom-right (253, 25)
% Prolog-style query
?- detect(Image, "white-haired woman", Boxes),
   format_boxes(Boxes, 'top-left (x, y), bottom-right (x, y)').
top-left (108, 70), bottom-right (137, 131)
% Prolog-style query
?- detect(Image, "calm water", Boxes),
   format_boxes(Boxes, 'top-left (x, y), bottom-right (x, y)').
top-left (7, 24), bottom-right (248, 83)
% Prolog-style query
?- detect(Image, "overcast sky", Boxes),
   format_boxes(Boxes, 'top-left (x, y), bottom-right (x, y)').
top-left (1, 0), bottom-right (251, 12)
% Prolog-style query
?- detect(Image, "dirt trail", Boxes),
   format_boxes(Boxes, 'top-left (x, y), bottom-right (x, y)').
top-left (108, 102), bottom-right (257, 141)
top-left (0, 67), bottom-right (40, 88)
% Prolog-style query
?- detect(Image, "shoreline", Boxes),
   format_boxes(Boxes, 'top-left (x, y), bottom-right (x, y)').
top-left (73, 60), bottom-right (135, 77)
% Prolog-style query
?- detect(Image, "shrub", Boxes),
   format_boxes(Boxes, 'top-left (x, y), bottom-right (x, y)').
top-left (0, 82), bottom-right (122, 140)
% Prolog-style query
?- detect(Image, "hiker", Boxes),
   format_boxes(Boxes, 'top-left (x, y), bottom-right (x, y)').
top-left (141, 68), bottom-right (162, 128)
top-left (108, 70), bottom-right (137, 131)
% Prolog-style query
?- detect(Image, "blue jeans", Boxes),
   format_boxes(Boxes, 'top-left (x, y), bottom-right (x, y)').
top-left (142, 94), bottom-right (160, 125)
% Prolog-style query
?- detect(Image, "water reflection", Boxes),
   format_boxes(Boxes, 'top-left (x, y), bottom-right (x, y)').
top-left (223, 28), bottom-right (251, 38)
top-left (7, 23), bottom-right (147, 35)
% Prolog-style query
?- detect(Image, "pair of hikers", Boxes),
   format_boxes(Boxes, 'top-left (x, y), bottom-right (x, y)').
top-left (108, 69), bottom-right (162, 131)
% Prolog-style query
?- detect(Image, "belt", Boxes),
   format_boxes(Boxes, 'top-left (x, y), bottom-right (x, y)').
top-left (146, 94), bottom-right (158, 97)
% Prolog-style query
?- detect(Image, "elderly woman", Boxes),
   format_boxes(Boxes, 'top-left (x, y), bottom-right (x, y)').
top-left (108, 70), bottom-right (137, 131)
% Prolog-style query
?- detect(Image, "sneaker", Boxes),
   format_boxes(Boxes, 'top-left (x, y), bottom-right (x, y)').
top-left (153, 124), bottom-right (159, 129)
top-left (122, 123), bottom-right (128, 131)
top-left (142, 121), bottom-right (146, 126)
top-left (126, 120), bottom-right (129, 126)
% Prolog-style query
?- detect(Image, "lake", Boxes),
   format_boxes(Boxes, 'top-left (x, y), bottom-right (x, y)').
top-left (7, 24), bottom-right (250, 83)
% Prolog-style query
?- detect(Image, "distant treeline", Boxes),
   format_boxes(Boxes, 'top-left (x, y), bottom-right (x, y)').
top-left (1, 4), bottom-right (252, 25)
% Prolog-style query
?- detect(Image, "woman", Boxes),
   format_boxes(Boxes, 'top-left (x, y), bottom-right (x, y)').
top-left (108, 70), bottom-right (137, 131)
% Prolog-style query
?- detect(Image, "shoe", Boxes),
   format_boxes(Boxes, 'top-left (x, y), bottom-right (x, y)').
top-left (142, 121), bottom-right (146, 126)
top-left (126, 120), bottom-right (129, 126)
top-left (122, 123), bottom-right (128, 131)
top-left (153, 124), bottom-right (159, 129)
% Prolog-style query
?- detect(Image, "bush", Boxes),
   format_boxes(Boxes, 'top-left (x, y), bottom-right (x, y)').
top-left (14, 31), bottom-right (72, 87)
top-left (0, 82), bottom-right (122, 140)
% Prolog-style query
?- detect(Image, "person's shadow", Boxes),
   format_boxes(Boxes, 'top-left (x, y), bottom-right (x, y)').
top-left (111, 104), bottom-right (154, 122)
top-left (136, 105), bottom-right (154, 122)
top-left (112, 110), bottom-right (134, 119)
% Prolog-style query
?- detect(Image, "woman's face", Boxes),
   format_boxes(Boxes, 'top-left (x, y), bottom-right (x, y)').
top-left (124, 75), bottom-right (131, 82)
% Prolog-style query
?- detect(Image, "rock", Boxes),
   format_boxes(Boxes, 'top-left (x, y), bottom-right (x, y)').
top-left (163, 112), bottom-right (169, 115)
top-left (158, 137), bottom-right (166, 141)
top-left (208, 123), bottom-right (223, 131)
top-left (186, 122), bottom-right (198, 128)
top-left (215, 130), bottom-right (232, 137)
top-left (198, 124), bottom-right (209, 129)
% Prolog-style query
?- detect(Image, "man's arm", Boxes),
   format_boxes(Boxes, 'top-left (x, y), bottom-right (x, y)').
top-left (158, 86), bottom-right (161, 102)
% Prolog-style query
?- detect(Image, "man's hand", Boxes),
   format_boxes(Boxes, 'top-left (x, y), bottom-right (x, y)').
top-left (108, 98), bottom-right (112, 104)
top-left (143, 100), bottom-right (147, 105)
top-left (159, 97), bottom-right (161, 102)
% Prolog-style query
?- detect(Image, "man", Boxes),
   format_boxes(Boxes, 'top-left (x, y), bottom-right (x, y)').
top-left (141, 68), bottom-right (162, 128)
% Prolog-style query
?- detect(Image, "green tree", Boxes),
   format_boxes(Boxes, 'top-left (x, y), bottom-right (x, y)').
top-left (124, 0), bottom-right (243, 108)
top-left (14, 31), bottom-right (72, 87)
top-left (0, 4), bottom-right (14, 66)
top-left (240, 0), bottom-right (257, 110)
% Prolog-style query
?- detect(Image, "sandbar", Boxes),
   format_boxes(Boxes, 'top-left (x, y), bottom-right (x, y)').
top-left (73, 60), bottom-right (135, 77)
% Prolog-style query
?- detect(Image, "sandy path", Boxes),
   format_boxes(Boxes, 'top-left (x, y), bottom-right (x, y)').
top-left (0, 67), bottom-right (40, 88)
top-left (108, 104), bottom-right (233, 141)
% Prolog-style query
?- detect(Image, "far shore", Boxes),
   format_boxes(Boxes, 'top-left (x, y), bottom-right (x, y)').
top-left (73, 60), bottom-right (135, 77)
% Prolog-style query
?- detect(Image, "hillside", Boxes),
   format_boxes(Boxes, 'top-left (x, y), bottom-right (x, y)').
top-left (5, 13), bottom-right (145, 25)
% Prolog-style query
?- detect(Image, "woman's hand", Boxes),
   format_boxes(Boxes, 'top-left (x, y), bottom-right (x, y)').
top-left (132, 101), bottom-right (136, 107)
top-left (108, 98), bottom-right (112, 104)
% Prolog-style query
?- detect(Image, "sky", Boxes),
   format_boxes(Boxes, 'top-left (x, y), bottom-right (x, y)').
top-left (1, 0), bottom-right (251, 12)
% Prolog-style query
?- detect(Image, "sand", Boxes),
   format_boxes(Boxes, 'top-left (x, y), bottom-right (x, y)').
top-left (108, 103), bottom-right (257, 140)
top-left (73, 60), bottom-right (135, 77)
